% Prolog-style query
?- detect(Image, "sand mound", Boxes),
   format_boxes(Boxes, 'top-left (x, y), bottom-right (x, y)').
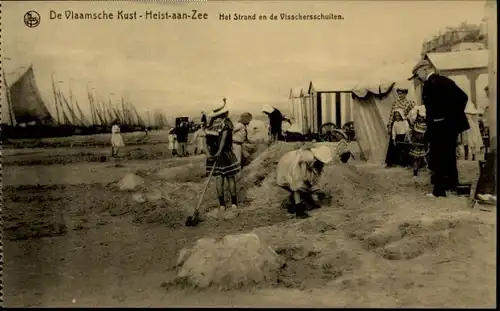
top-left (108, 173), bottom-right (204, 226)
top-left (116, 173), bottom-right (146, 191)
top-left (247, 220), bottom-right (363, 289)
top-left (154, 162), bottom-right (207, 183)
top-left (170, 233), bottom-right (285, 290)
top-left (239, 142), bottom-right (305, 190)
top-left (363, 214), bottom-right (488, 261)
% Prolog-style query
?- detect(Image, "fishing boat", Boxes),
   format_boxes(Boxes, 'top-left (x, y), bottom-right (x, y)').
top-left (1, 65), bottom-right (170, 139)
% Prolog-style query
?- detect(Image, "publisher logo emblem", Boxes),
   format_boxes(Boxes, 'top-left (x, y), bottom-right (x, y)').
top-left (24, 10), bottom-right (41, 28)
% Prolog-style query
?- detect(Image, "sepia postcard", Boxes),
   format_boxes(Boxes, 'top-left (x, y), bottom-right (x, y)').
top-left (1, 0), bottom-right (497, 308)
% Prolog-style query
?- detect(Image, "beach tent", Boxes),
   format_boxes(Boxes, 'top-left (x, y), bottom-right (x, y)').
top-left (350, 61), bottom-right (419, 163)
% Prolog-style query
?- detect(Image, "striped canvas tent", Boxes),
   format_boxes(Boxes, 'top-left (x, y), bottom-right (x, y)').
top-left (289, 87), bottom-right (313, 135)
top-left (308, 81), bottom-right (355, 134)
top-left (350, 61), bottom-right (419, 163)
top-left (289, 88), bottom-right (306, 133)
top-left (300, 88), bottom-right (313, 134)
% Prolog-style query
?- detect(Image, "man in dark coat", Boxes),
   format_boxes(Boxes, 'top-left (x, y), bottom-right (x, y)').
top-left (262, 105), bottom-right (285, 143)
top-left (175, 121), bottom-right (190, 157)
top-left (408, 59), bottom-right (470, 197)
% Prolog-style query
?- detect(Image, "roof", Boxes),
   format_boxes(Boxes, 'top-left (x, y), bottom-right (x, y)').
top-left (308, 80), bottom-right (356, 94)
top-left (425, 50), bottom-right (488, 72)
top-left (351, 61), bottom-right (418, 98)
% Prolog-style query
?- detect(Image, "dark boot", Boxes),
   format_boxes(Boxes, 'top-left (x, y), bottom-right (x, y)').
top-left (303, 193), bottom-right (321, 210)
top-left (286, 194), bottom-right (296, 214)
top-left (295, 203), bottom-right (310, 219)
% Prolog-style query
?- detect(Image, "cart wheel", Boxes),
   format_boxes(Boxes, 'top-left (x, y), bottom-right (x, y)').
top-left (319, 123), bottom-right (346, 142)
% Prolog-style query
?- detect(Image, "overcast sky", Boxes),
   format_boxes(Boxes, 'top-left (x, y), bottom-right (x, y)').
top-left (2, 0), bottom-right (488, 120)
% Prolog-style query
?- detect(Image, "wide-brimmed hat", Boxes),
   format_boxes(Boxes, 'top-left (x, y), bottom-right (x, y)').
top-left (310, 145), bottom-right (333, 164)
top-left (262, 105), bottom-right (274, 114)
top-left (408, 59), bottom-right (432, 80)
top-left (395, 88), bottom-right (409, 94)
top-left (208, 98), bottom-right (229, 118)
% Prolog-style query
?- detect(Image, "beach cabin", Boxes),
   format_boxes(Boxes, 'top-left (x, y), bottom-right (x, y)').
top-left (307, 81), bottom-right (354, 134)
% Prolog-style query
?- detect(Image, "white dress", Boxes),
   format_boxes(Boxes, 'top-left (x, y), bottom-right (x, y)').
top-left (461, 101), bottom-right (484, 150)
top-left (111, 125), bottom-right (125, 148)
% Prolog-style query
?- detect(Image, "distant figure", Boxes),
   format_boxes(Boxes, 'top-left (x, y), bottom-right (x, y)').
top-left (175, 121), bottom-right (190, 157)
top-left (201, 111), bottom-right (207, 126)
top-left (168, 127), bottom-right (178, 156)
top-left (480, 86), bottom-right (491, 153)
top-left (193, 124), bottom-right (207, 155)
top-left (276, 145), bottom-right (335, 219)
top-left (391, 109), bottom-right (411, 167)
top-left (262, 105), bottom-right (285, 144)
top-left (233, 112), bottom-right (253, 166)
top-left (205, 98), bottom-right (241, 211)
top-left (145, 126), bottom-right (149, 136)
top-left (459, 100), bottom-right (483, 161)
top-left (111, 120), bottom-right (125, 158)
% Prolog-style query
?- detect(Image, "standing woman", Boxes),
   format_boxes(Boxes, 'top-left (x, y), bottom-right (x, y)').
top-left (459, 100), bottom-right (483, 160)
top-left (111, 120), bottom-right (125, 158)
top-left (385, 87), bottom-right (416, 167)
top-left (204, 98), bottom-right (241, 211)
top-left (193, 124), bottom-right (207, 155)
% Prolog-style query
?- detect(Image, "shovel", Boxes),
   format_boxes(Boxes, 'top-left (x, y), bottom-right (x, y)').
top-left (185, 161), bottom-right (217, 227)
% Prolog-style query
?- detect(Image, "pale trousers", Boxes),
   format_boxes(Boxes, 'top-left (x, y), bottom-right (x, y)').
top-left (233, 143), bottom-right (242, 164)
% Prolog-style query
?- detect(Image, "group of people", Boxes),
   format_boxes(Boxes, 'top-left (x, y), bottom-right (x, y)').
top-left (402, 59), bottom-right (484, 198)
top-left (201, 98), bottom-right (353, 219)
top-left (168, 121), bottom-right (190, 157)
top-left (385, 88), bottom-right (429, 178)
top-left (384, 60), bottom-right (488, 198)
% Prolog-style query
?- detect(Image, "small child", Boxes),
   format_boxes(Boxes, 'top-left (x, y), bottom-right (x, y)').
top-left (192, 125), bottom-right (207, 156)
top-left (168, 128), bottom-right (178, 156)
top-left (391, 109), bottom-right (410, 166)
top-left (408, 110), bottom-right (428, 179)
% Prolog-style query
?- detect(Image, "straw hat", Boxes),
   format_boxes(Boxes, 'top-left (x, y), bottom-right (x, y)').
top-left (262, 105), bottom-right (274, 114)
top-left (310, 145), bottom-right (333, 164)
top-left (208, 98), bottom-right (229, 118)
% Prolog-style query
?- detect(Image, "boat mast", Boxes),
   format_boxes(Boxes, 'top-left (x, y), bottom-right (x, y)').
top-left (51, 73), bottom-right (61, 124)
top-left (2, 68), bottom-right (17, 126)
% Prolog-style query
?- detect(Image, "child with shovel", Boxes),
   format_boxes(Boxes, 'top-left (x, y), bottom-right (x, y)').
top-left (204, 98), bottom-right (241, 214)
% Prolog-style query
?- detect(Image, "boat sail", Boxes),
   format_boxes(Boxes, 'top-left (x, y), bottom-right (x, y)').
top-left (5, 65), bottom-right (55, 125)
